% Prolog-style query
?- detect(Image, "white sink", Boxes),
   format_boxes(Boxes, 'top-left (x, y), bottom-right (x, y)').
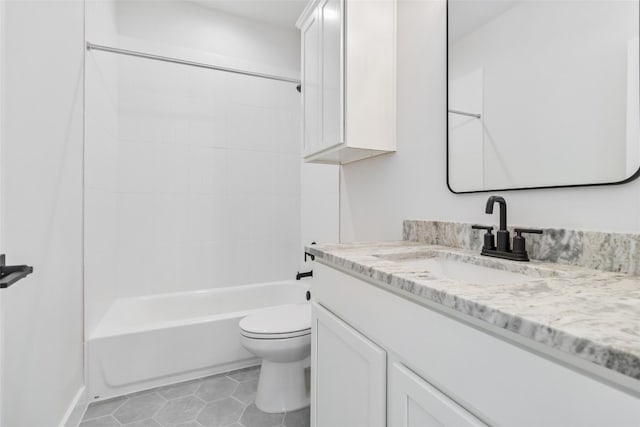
top-left (396, 257), bottom-right (535, 285)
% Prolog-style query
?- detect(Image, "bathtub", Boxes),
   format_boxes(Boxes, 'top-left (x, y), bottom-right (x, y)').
top-left (87, 281), bottom-right (310, 400)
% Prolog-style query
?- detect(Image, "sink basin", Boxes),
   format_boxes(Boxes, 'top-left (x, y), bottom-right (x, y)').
top-left (395, 257), bottom-right (536, 285)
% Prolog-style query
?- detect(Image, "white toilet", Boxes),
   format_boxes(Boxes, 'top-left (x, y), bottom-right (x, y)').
top-left (239, 303), bottom-right (311, 413)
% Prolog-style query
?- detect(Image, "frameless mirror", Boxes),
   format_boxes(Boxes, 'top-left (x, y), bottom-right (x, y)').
top-left (447, 0), bottom-right (640, 193)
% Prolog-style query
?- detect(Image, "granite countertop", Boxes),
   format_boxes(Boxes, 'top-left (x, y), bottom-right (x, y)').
top-left (306, 241), bottom-right (640, 382)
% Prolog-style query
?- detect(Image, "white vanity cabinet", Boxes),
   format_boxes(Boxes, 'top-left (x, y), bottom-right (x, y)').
top-left (311, 303), bottom-right (386, 427)
top-left (311, 262), bottom-right (640, 427)
top-left (311, 302), bottom-right (483, 427)
top-left (297, 0), bottom-right (396, 164)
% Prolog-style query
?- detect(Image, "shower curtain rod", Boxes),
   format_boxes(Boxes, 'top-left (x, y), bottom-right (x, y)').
top-left (86, 42), bottom-right (301, 85)
top-left (448, 109), bottom-right (481, 119)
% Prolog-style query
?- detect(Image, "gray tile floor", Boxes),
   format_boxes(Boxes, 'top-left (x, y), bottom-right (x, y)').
top-left (79, 366), bottom-right (310, 427)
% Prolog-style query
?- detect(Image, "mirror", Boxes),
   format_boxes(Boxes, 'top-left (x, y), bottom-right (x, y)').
top-left (447, 0), bottom-right (640, 193)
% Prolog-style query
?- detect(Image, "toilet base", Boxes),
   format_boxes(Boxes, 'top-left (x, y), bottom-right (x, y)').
top-left (255, 356), bottom-right (310, 413)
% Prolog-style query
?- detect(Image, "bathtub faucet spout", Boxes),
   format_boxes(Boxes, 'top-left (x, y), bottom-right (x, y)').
top-left (296, 270), bottom-right (313, 280)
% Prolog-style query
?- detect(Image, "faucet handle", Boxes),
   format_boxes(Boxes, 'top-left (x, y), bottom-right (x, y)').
top-left (472, 224), bottom-right (496, 251)
top-left (513, 228), bottom-right (543, 257)
top-left (514, 228), bottom-right (543, 236)
top-left (472, 224), bottom-right (493, 231)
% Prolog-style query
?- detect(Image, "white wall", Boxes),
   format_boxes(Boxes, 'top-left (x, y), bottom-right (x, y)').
top-left (0, 0), bottom-right (84, 425)
top-left (300, 163), bottom-right (340, 271)
top-left (340, 0), bottom-right (640, 243)
top-left (449, 1), bottom-right (638, 190)
top-left (115, 0), bottom-right (301, 78)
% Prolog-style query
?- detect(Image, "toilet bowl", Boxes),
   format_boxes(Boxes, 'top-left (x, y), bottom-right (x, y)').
top-left (239, 303), bottom-right (311, 413)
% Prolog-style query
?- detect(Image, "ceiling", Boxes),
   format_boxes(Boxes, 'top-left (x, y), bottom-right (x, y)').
top-left (191, 0), bottom-right (521, 41)
top-left (190, 0), bottom-right (308, 29)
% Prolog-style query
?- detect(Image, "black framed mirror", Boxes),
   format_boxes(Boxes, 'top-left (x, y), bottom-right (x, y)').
top-left (447, 0), bottom-right (640, 193)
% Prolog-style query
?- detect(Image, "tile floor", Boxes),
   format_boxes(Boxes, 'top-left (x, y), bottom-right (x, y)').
top-left (79, 366), bottom-right (310, 427)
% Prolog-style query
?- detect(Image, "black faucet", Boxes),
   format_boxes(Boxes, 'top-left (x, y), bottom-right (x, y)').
top-left (485, 195), bottom-right (510, 252)
top-left (473, 196), bottom-right (542, 261)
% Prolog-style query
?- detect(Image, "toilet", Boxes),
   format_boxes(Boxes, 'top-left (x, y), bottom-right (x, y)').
top-left (239, 303), bottom-right (311, 413)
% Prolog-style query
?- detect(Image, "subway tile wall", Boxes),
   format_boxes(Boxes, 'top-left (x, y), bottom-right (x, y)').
top-left (115, 56), bottom-right (301, 297)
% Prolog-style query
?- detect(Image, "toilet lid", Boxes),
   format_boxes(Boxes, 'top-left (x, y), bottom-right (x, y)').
top-left (240, 303), bottom-right (311, 336)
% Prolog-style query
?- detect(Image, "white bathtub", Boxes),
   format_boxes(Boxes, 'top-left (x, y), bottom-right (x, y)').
top-left (87, 281), bottom-right (310, 400)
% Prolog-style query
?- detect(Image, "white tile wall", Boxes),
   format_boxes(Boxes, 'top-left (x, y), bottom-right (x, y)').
top-left (85, 51), bottom-right (120, 336)
top-left (108, 54), bottom-right (303, 298)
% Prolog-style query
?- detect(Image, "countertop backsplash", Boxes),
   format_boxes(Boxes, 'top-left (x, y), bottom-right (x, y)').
top-left (403, 220), bottom-right (640, 275)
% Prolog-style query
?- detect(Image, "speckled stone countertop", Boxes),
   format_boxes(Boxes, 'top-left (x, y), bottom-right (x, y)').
top-left (306, 241), bottom-right (640, 382)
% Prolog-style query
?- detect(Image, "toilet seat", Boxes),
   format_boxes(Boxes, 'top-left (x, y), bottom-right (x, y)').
top-left (240, 304), bottom-right (311, 340)
top-left (241, 329), bottom-right (310, 340)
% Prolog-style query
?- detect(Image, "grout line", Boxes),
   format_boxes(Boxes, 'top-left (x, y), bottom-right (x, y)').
top-left (192, 399), bottom-right (207, 423)
top-left (111, 398), bottom-right (129, 414)
top-left (228, 395), bottom-right (246, 406)
top-left (82, 396), bottom-right (128, 422)
top-left (230, 381), bottom-right (240, 400)
top-left (146, 403), bottom-right (164, 425)
top-left (226, 375), bottom-right (241, 384)
top-left (237, 402), bottom-right (249, 425)
top-left (155, 392), bottom-right (168, 402)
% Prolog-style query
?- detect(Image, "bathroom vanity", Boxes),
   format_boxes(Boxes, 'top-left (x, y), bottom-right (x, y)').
top-left (306, 226), bottom-right (640, 426)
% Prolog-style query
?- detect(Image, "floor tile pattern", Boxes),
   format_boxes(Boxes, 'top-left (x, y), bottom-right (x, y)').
top-left (80, 366), bottom-right (310, 427)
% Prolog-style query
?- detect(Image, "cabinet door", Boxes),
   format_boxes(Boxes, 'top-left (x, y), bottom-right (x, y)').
top-left (389, 362), bottom-right (486, 427)
top-left (311, 303), bottom-right (386, 427)
top-left (319, 0), bottom-right (343, 152)
top-left (301, 8), bottom-right (321, 156)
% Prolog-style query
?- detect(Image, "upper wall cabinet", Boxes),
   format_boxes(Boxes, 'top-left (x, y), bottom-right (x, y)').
top-left (297, 0), bottom-right (396, 164)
